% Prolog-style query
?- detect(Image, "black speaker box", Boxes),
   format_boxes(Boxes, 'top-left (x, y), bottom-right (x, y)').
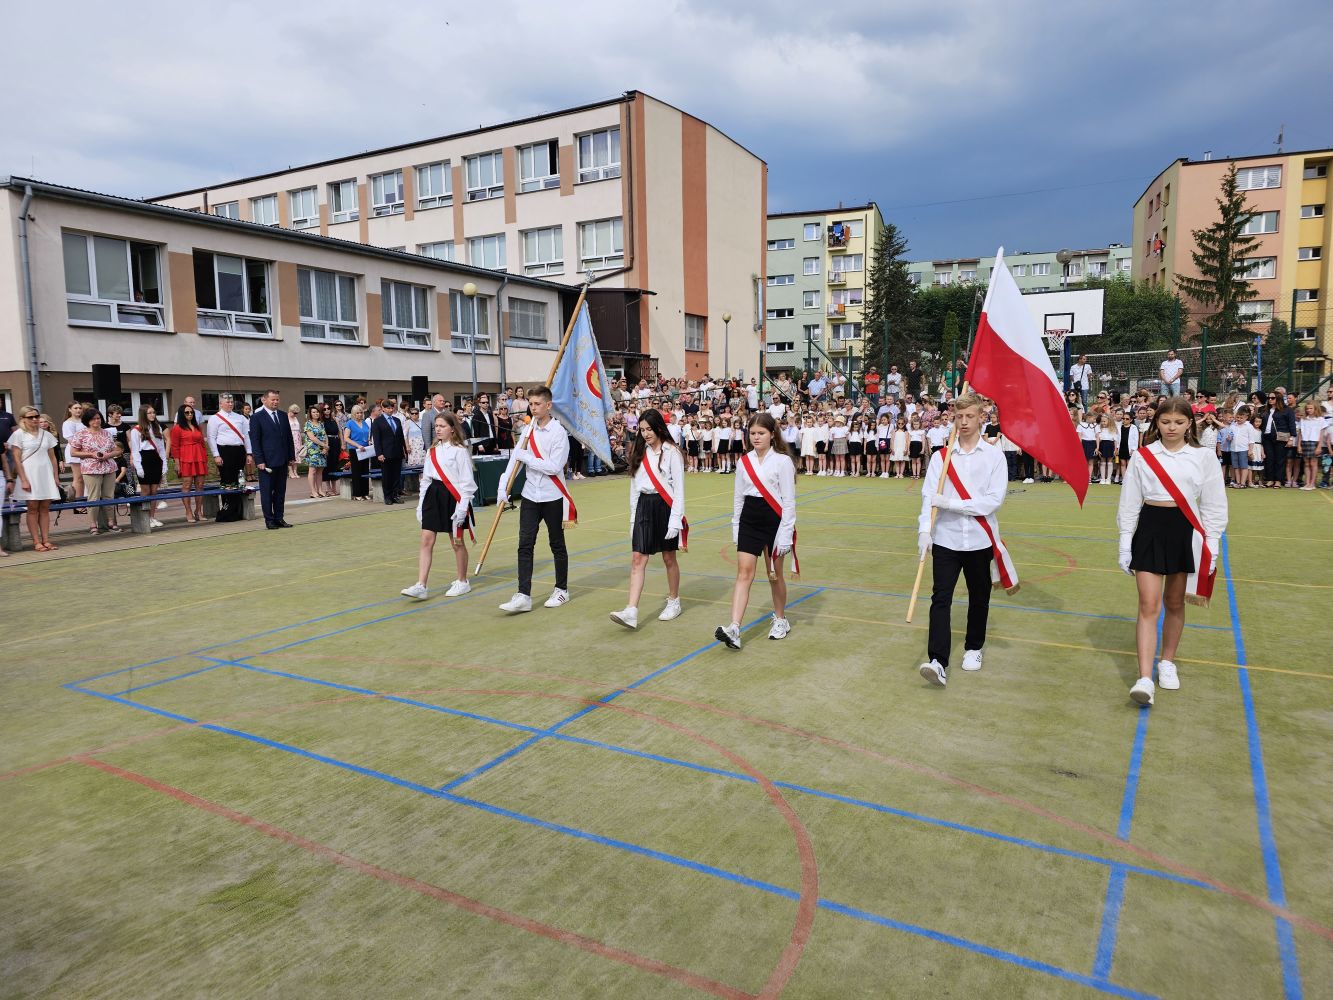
top-left (92, 363), bottom-right (122, 402)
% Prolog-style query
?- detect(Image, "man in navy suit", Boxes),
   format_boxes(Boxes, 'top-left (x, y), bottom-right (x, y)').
top-left (372, 397), bottom-right (408, 504)
top-left (249, 389), bottom-right (297, 527)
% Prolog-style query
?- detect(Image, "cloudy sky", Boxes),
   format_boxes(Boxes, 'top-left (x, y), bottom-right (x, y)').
top-left (4, 0), bottom-right (1330, 260)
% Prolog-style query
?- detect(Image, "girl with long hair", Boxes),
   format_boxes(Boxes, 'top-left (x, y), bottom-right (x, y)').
top-left (401, 411), bottom-right (476, 601)
top-left (130, 405), bottom-right (169, 527)
top-left (609, 408), bottom-right (686, 630)
top-left (61, 401), bottom-right (85, 501)
top-left (1096, 413), bottom-right (1116, 485)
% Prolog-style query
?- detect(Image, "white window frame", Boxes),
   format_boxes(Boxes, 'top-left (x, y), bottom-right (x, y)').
top-left (1300, 205), bottom-right (1325, 219)
top-left (328, 179), bottom-right (359, 223)
top-left (288, 187), bottom-right (318, 229)
top-left (1237, 257), bottom-right (1276, 279)
top-left (417, 241), bottom-right (456, 262)
top-left (250, 194), bottom-right (278, 226)
top-left (685, 314), bottom-right (706, 352)
top-left (575, 127), bottom-right (621, 183)
top-left (766, 342), bottom-right (795, 353)
top-left (767, 274), bottom-right (795, 286)
top-left (1295, 289), bottom-right (1319, 302)
top-left (521, 226), bottom-right (564, 276)
top-left (465, 151), bottom-right (505, 201)
top-left (518, 140), bottom-right (560, 192)
top-left (195, 252), bottom-right (273, 338)
top-left (766, 307), bottom-right (795, 320)
top-left (803, 324), bottom-right (822, 341)
top-left (767, 238), bottom-right (795, 251)
top-left (935, 273), bottom-right (953, 286)
top-left (415, 161), bottom-right (453, 210)
top-left (831, 288), bottom-right (864, 308)
top-left (1236, 166), bottom-right (1282, 191)
top-left (802, 290), bottom-right (821, 310)
top-left (62, 231), bottom-right (166, 329)
top-left (848, 220), bottom-right (865, 238)
top-left (1032, 262), bottom-right (1051, 275)
top-left (579, 217), bottom-right (624, 271)
top-left (839, 253), bottom-right (864, 272)
top-left (1238, 300), bottom-right (1274, 323)
top-left (960, 268), bottom-right (978, 281)
top-left (370, 170), bottom-right (405, 216)
top-left (1240, 211), bottom-right (1279, 234)
top-left (1012, 264), bottom-right (1029, 276)
top-left (381, 280), bottom-right (432, 349)
top-left (833, 323), bottom-right (863, 341)
top-left (1297, 246), bottom-right (1322, 260)
top-left (213, 201), bottom-right (239, 220)
top-left (803, 223), bottom-right (820, 241)
top-left (1303, 164), bottom-right (1328, 179)
top-left (468, 233), bottom-right (507, 272)
top-left (508, 297), bottom-right (549, 344)
top-left (803, 257), bottom-right (820, 275)
top-left (297, 267), bottom-right (360, 343)
top-left (449, 290), bottom-right (491, 353)
top-left (1118, 258), bottom-right (1132, 271)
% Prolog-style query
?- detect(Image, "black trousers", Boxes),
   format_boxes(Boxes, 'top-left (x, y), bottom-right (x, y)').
top-left (928, 544), bottom-right (993, 669)
top-left (216, 445), bottom-right (246, 521)
top-left (1262, 434), bottom-right (1285, 483)
top-left (350, 452), bottom-right (371, 498)
top-left (381, 456), bottom-right (402, 503)
top-left (258, 467), bottom-right (287, 526)
top-left (517, 497), bottom-right (568, 596)
top-left (1019, 453), bottom-right (1035, 480)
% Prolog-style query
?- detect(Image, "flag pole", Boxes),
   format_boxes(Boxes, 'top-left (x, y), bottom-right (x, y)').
top-left (474, 280), bottom-right (592, 577)
top-left (905, 380), bottom-right (970, 623)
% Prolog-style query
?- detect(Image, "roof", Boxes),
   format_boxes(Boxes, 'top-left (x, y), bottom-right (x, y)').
top-left (1134, 146), bottom-right (1333, 205)
top-left (2, 176), bottom-right (574, 293)
top-left (767, 203), bottom-right (881, 221)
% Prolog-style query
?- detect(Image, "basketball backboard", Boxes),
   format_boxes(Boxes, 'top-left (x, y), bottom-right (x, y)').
top-left (1022, 288), bottom-right (1104, 340)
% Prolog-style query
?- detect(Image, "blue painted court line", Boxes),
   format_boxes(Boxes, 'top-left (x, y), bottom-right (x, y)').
top-left (1223, 536), bottom-right (1303, 1000)
top-left (115, 663), bottom-right (228, 696)
top-left (438, 588), bottom-right (827, 792)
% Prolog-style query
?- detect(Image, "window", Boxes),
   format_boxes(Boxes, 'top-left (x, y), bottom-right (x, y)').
top-left (328, 179), bottom-right (358, 223)
top-left (1088, 261), bottom-right (1107, 276)
top-left (449, 290), bottom-right (490, 352)
top-left (521, 226), bottom-right (564, 276)
top-left (839, 253), bottom-right (864, 272)
top-left (1301, 205), bottom-right (1325, 219)
top-left (468, 234), bottom-right (507, 271)
top-left (1304, 163), bottom-right (1328, 179)
top-left (381, 280), bottom-right (431, 348)
top-left (62, 232), bottom-right (164, 328)
top-left (416, 161), bottom-right (453, 209)
top-left (297, 267), bottom-right (359, 342)
top-left (935, 273), bottom-right (953, 286)
top-left (1298, 246), bottom-right (1322, 260)
top-left (803, 223), bottom-right (820, 241)
top-left (1012, 264), bottom-right (1028, 276)
top-left (213, 201), bottom-right (239, 220)
top-left (767, 342), bottom-right (795, 353)
top-left (1294, 327), bottom-right (1317, 341)
top-left (802, 290), bottom-right (820, 309)
top-left (519, 140), bottom-right (560, 192)
top-left (418, 241), bottom-right (456, 261)
top-left (193, 251), bottom-right (271, 337)
top-left (369, 170), bottom-right (405, 216)
top-left (1240, 211), bottom-right (1279, 234)
top-left (767, 238), bottom-right (795, 251)
top-left (508, 298), bottom-right (548, 343)
top-left (833, 323), bottom-right (863, 341)
top-left (685, 315), bottom-right (706, 351)
top-left (908, 272), bottom-right (922, 286)
top-left (579, 217), bottom-right (624, 270)
top-left (767, 274), bottom-right (795, 286)
top-left (960, 268), bottom-right (978, 281)
top-left (848, 220), bottom-right (864, 238)
top-left (1032, 262), bottom-right (1051, 275)
top-left (831, 288), bottom-right (864, 307)
top-left (1118, 258), bottom-right (1132, 272)
top-left (1238, 300), bottom-right (1274, 323)
top-left (289, 187), bottom-right (318, 229)
top-left (766, 308), bottom-right (795, 319)
top-left (803, 257), bottom-right (820, 275)
top-left (1237, 257), bottom-right (1276, 279)
top-left (1236, 166), bottom-right (1281, 191)
top-left (465, 152), bottom-right (504, 201)
top-left (803, 324), bottom-right (821, 341)
top-left (576, 127), bottom-right (620, 183)
top-left (1295, 289), bottom-right (1319, 301)
top-left (251, 194), bottom-right (278, 226)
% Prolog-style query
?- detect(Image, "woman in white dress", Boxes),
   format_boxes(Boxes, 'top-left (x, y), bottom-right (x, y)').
top-left (8, 406), bottom-right (62, 551)
top-left (60, 401), bottom-right (84, 501)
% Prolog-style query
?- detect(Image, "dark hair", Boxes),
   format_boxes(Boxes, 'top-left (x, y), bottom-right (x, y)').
top-left (136, 405), bottom-right (161, 439)
top-left (746, 412), bottom-right (794, 460)
top-left (1143, 397), bottom-right (1199, 447)
top-left (175, 405), bottom-right (199, 431)
top-left (81, 408), bottom-right (105, 427)
top-left (432, 410), bottom-right (466, 447)
top-left (628, 407), bottom-right (675, 476)
top-left (528, 385), bottom-right (552, 403)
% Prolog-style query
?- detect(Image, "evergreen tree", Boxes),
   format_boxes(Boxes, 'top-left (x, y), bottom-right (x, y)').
top-left (862, 223), bottom-right (917, 370)
top-left (1174, 164), bottom-right (1261, 341)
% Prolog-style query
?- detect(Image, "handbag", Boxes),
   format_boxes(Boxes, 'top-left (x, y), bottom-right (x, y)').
top-left (1276, 431), bottom-right (1291, 444)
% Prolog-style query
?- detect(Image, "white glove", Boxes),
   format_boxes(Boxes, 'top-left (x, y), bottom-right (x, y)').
top-left (918, 532), bottom-right (932, 560)
top-left (772, 542), bottom-right (791, 557)
top-left (513, 449), bottom-right (531, 465)
top-left (1118, 549), bottom-right (1133, 576)
top-left (452, 509), bottom-right (468, 528)
top-left (664, 522), bottom-right (680, 541)
top-left (1206, 537), bottom-right (1220, 575)
top-left (930, 494), bottom-right (958, 511)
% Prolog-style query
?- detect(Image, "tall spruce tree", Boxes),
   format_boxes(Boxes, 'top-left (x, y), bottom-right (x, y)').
top-left (862, 222), bottom-right (916, 370)
top-left (1174, 164), bottom-right (1261, 341)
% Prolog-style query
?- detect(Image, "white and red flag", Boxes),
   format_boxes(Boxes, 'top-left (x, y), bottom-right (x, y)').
top-left (966, 249), bottom-right (1089, 505)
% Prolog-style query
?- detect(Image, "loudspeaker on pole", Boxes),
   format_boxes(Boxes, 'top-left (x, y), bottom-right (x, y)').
top-left (91, 364), bottom-right (122, 404)
top-left (411, 375), bottom-right (430, 405)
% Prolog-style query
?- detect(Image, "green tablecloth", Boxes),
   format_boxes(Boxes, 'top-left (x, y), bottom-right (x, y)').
top-left (473, 455), bottom-right (522, 506)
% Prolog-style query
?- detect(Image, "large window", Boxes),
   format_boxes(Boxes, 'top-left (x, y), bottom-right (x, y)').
top-left (193, 251), bottom-right (271, 337)
top-left (767, 342), bottom-right (795, 353)
top-left (468, 234), bottom-right (507, 271)
top-left (833, 323), bottom-right (863, 341)
top-left (576, 127), bottom-right (621, 183)
top-left (1238, 300), bottom-right (1274, 323)
top-left (213, 201), bottom-right (239, 220)
top-left (838, 253), bottom-right (865, 272)
top-left (579, 217), bottom-right (624, 270)
top-left (767, 238), bottom-right (795, 251)
top-left (416, 161), bottom-right (452, 209)
top-left (328, 179), bottom-right (358, 223)
top-left (418, 241), bottom-right (456, 261)
top-left (803, 323), bottom-right (822, 341)
top-left (449, 290), bottom-right (490, 352)
top-left (1240, 211), bottom-right (1279, 234)
top-left (1012, 264), bottom-right (1029, 276)
top-left (685, 315), bottom-right (706, 352)
top-left (381, 280), bottom-right (431, 348)
top-left (1032, 262), bottom-right (1051, 275)
top-left (802, 290), bottom-right (820, 309)
top-left (465, 152), bottom-right (504, 201)
top-left (62, 232), bottom-right (164, 328)
top-left (767, 274), bottom-right (794, 286)
top-left (803, 257), bottom-right (820, 275)
top-left (297, 267), bottom-right (359, 342)
top-left (1236, 166), bottom-right (1281, 191)
top-left (519, 140), bottom-right (560, 192)
top-left (251, 194), bottom-right (278, 226)
top-left (370, 170), bottom-right (405, 216)
top-left (1297, 246), bottom-right (1323, 260)
top-left (1237, 257), bottom-right (1276, 279)
top-left (766, 307), bottom-right (795, 319)
top-left (803, 223), bottom-right (820, 241)
top-left (508, 298), bottom-right (548, 343)
top-left (521, 226), bottom-right (564, 276)
top-left (289, 187), bottom-right (318, 229)
top-left (1301, 204), bottom-right (1325, 219)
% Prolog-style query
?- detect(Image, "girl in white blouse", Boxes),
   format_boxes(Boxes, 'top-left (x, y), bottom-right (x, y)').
top-left (714, 420), bottom-right (732, 474)
top-left (715, 413), bottom-right (798, 650)
top-left (1117, 397), bottom-right (1228, 706)
top-left (401, 411), bottom-right (477, 601)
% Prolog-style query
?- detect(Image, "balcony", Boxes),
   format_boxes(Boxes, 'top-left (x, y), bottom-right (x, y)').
top-left (827, 225), bottom-right (850, 250)
top-left (827, 303), bottom-right (847, 320)
top-left (827, 271), bottom-right (846, 286)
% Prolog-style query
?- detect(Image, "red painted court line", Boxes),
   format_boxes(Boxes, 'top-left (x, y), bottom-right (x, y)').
top-left (77, 757), bottom-right (756, 1000)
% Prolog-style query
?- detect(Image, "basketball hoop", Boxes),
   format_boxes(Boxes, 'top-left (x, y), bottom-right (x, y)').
top-left (1045, 329), bottom-right (1070, 354)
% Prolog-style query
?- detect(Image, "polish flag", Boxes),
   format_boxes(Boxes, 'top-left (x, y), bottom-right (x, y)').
top-left (966, 249), bottom-right (1089, 505)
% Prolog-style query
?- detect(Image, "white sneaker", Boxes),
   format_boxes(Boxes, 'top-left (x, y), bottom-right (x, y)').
top-left (1156, 659), bottom-right (1180, 690)
top-left (544, 588), bottom-right (570, 608)
top-left (714, 623), bottom-right (742, 650)
top-left (880, 473), bottom-right (890, 479)
top-left (768, 616), bottom-right (791, 640)
top-left (658, 598), bottom-right (682, 622)
top-left (919, 660), bottom-right (947, 687)
top-left (444, 580), bottom-right (471, 597)
top-left (610, 607), bottom-right (639, 629)
top-left (1023, 478), bottom-right (1035, 484)
top-left (401, 582), bottom-right (428, 600)
top-left (499, 593), bottom-right (533, 614)
top-left (149, 518), bottom-right (164, 529)
top-left (155, 500), bottom-right (168, 510)
top-left (1130, 677), bottom-right (1155, 706)
top-left (961, 649), bottom-right (983, 672)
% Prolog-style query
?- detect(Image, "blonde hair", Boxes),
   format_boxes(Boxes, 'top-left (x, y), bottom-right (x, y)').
top-left (953, 391), bottom-right (984, 411)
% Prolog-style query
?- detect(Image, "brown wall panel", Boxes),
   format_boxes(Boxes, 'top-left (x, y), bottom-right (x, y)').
top-left (319, 202), bottom-right (329, 237)
top-left (503, 146), bottom-right (517, 225)
top-left (559, 144), bottom-right (575, 197)
top-left (167, 251), bottom-right (197, 334)
top-left (276, 261), bottom-right (301, 329)
top-left (357, 183), bottom-right (369, 244)
top-left (366, 292), bottom-right (384, 347)
top-left (402, 166), bottom-right (415, 222)
top-left (452, 165), bottom-right (465, 244)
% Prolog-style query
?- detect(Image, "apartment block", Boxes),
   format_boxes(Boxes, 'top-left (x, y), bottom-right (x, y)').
top-left (763, 204), bottom-right (884, 375)
top-left (153, 91), bottom-right (767, 384)
top-left (907, 245), bottom-right (1132, 291)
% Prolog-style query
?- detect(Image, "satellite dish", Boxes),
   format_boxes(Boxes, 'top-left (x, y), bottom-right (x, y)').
top-left (1055, 249), bottom-right (1074, 265)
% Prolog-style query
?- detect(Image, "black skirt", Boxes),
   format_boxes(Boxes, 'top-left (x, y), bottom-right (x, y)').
top-left (1082, 440), bottom-right (1096, 459)
top-left (731, 439), bottom-right (744, 454)
top-left (139, 450), bottom-right (163, 486)
top-left (632, 491), bottom-right (678, 555)
top-left (1098, 440), bottom-right (1114, 459)
top-left (848, 441), bottom-right (864, 456)
top-left (1130, 504), bottom-right (1195, 576)
top-left (909, 441), bottom-right (923, 458)
top-left (420, 479), bottom-right (474, 536)
top-left (736, 494), bottom-right (780, 557)
top-left (687, 440), bottom-right (700, 457)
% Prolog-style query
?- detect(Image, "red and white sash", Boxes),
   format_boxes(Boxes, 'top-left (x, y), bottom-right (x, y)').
top-left (428, 447), bottom-right (475, 542)
top-left (944, 462), bottom-right (1019, 595)
top-left (740, 452), bottom-right (799, 577)
top-left (1137, 447), bottom-right (1215, 606)
top-left (641, 452), bottom-right (688, 551)
top-left (214, 413), bottom-right (246, 448)
top-left (525, 427), bottom-right (577, 525)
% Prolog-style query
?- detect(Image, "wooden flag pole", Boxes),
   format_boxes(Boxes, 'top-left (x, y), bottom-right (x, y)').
top-left (474, 282), bottom-right (591, 577)
top-left (905, 380), bottom-right (969, 623)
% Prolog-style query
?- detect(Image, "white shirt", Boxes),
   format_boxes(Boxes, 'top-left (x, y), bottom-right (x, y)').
top-left (1077, 422), bottom-right (1097, 442)
top-left (630, 444), bottom-right (686, 532)
top-left (205, 408), bottom-right (251, 456)
top-left (926, 425), bottom-right (951, 448)
top-left (1160, 358), bottom-right (1184, 383)
top-left (768, 402), bottom-right (787, 421)
top-left (1298, 416), bottom-right (1324, 443)
top-left (733, 448), bottom-right (797, 551)
top-left (499, 417), bottom-right (571, 503)
top-left (128, 426), bottom-right (166, 477)
top-left (1117, 441), bottom-right (1228, 548)
top-left (747, 385), bottom-right (759, 409)
top-left (918, 438), bottom-right (1008, 552)
top-left (1070, 363), bottom-right (1092, 389)
top-left (884, 372), bottom-right (903, 394)
top-left (417, 441), bottom-right (477, 524)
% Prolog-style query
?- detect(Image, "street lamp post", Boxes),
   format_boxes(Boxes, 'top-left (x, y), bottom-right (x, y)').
top-left (722, 311), bottom-right (732, 378)
top-left (462, 281), bottom-right (479, 401)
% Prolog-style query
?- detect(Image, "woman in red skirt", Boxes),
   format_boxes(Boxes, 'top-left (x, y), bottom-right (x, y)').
top-left (171, 403), bottom-right (209, 522)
